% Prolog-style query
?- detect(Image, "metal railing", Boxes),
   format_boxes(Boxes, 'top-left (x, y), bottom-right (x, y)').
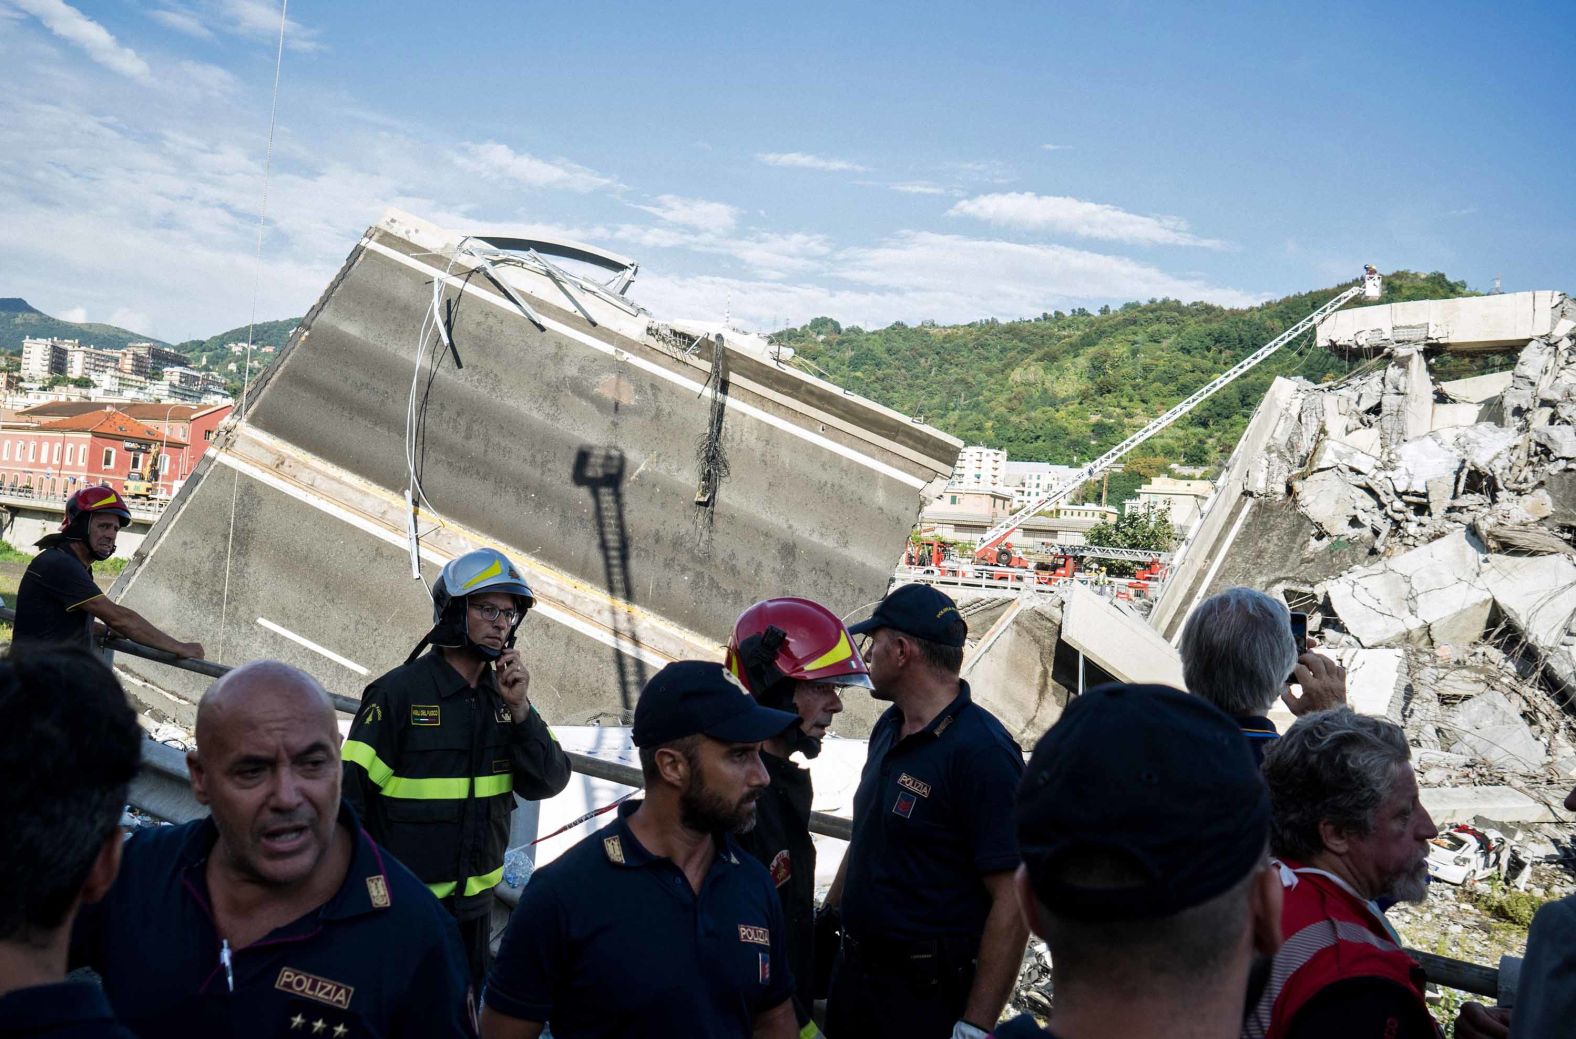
top-left (2, 612), bottom-right (1504, 998)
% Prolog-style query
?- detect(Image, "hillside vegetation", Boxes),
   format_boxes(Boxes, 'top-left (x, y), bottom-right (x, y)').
top-left (0, 298), bottom-right (165, 353)
top-left (776, 271), bottom-right (1491, 502)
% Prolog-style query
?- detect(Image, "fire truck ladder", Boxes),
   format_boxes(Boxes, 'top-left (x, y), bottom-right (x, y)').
top-left (973, 280), bottom-right (1371, 557)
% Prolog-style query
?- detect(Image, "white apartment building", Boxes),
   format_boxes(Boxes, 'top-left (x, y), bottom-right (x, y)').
top-left (949, 445), bottom-right (1008, 490)
top-left (66, 346), bottom-right (121, 379)
top-left (1122, 477), bottom-right (1215, 535)
top-left (21, 338), bottom-right (71, 379)
top-left (1004, 460), bottom-right (1081, 507)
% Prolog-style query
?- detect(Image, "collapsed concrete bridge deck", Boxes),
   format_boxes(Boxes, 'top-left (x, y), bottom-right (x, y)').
top-left (111, 209), bottom-right (961, 735)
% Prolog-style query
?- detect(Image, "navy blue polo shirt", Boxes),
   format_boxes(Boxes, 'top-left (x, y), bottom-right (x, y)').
top-left (0, 981), bottom-right (136, 1038)
top-left (1238, 715), bottom-right (1279, 766)
top-left (842, 681), bottom-right (1025, 942)
top-left (69, 802), bottom-right (476, 1038)
top-left (485, 801), bottom-right (794, 1038)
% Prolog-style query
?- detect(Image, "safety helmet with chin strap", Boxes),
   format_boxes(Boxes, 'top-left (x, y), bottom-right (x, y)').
top-left (406, 548), bottom-right (536, 663)
top-left (724, 597), bottom-right (872, 758)
top-left (43, 487), bottom-right (132, 559)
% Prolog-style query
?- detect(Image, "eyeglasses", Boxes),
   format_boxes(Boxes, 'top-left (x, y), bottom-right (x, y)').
top-left (469, 602), bottom-right (523, 624)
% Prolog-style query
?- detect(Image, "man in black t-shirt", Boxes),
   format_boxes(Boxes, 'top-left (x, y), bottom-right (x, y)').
top-left (12, 488), bottom-right (202, 659)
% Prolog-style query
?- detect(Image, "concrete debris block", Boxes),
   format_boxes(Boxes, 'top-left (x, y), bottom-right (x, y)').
top-left (1325, 531), bottom-right (1492, 647)
top-left (1480, 553), bottom-right (1576, 648)
top-left (1326, 646), bottom-right (1406, 718)
top-left (1414, 663), bottom-right (1496, 703)
top-left (1520, 488), bottom-right (1554, 520)
top-left (1532, 425), bottom-right (1576, 459)
top-left (1310, 439), bottom-right (1380, 476)
top-left (1449, 423), bottom-right (1520, 473)
top-left (1389, 436), bottom-right (1463, 496)
top-left (1420, 785), bottom-right (1558, 824)
top-left (1335, 425), bottom-right (1382, 455)
top-left (961, 603), bottom-right (1069, 747)
top-left (1546, 473), bottom-right (1576, 526)
top-left (1440, 370), bottom-right (1515, 405)
top-left (1447, 691), bottom-right (1548, 771)
top-left (1502, 338), bottom-right (1558, 425)
top-left (1380, 349), bottom-right (1434, 453)
top-left (1431, 403), bottom-right (1483, 431)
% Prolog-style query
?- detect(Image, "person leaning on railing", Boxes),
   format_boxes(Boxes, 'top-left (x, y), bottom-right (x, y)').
top-left (12, 488), bottom-right (203, 660)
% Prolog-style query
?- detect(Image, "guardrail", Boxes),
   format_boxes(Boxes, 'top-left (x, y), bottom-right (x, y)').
top-left (2, 610), bottom-right (1503, 998)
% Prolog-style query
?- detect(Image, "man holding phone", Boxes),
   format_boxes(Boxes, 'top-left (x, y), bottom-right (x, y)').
top-left (1177, 587), bottom-right (1348, 764)
top-left (343, 548), bottom-right (571, 986)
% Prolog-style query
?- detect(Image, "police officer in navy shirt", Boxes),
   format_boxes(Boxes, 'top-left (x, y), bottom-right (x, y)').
top-left (996, 684), bottom-right (1284, 1039)
top-left (823, 584), bottom-right (1028, 1039)
top-left (481, 661), bottom-right (801, 1039)
top-left (70, 661), bottom-right (476, 1038)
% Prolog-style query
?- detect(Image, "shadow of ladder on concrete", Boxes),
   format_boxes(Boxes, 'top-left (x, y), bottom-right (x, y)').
top-left (572, 446), bottom-right (648, 718)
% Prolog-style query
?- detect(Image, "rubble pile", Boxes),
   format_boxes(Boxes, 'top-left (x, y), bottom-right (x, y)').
top-left (1245, 305), bottom-right (1576, 801)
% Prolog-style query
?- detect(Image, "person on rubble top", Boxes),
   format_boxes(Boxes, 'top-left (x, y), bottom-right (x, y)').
top-left (1178, 587), bottom-right (1347, 765)
top-left (70, 660), bottom-right (476, 1038)
top-left (724, 596), bottom-right (870, 1030)
top-left (0, 648), bottom-right (141, 1039)
top-left (342, 547), bottom-right (570, 988)
top-left (12, 487), bottom-right (203, 659)
top-left (481, 661), bottom-right (801, 1039)
top-left (823, 583), bottom-right (1028, 1039)
top-left (995, 683), bottom-right (1286, 1039)
top-left (1248, 708), bottom-right (1441, 1039)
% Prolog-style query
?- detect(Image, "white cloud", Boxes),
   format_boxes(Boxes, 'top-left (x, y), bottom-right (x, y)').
top-left (634, 231), bottom-right (1256, 330)
top-left (888, 182), bottom-right (949, 196)
top-left (949, 192), bottom-right (1226, 248)
top-left (949, 159), bottom-right (1015, 184)
top-left (176, 59), bottom-right (238, 95)
top-left (1040, 143), bottom-right (1071, 151)
top-left (57, 306), bottom-right (87, 323)
top-left (756, 151), bottom-right (869, 173)
top-left (148, 7), bottom-right (212, 38)
top-left (109, 307), bottom-right (153, 334)
top-left (633, 194), bottom-right (740, 234)
top-left (11, 0), bottom-right (152, 81)
top-left (216, 0), bottom-right (320, 51)
top-left (454, 141), bottom-right (622, 194)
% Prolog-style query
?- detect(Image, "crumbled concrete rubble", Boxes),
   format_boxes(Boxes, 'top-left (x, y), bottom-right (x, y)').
top-left (1247, 326), bottom-right (1576, 795)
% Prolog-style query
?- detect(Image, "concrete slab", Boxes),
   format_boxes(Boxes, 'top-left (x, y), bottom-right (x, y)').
top-left (1326, 531), bottom-right (1493, 648)
top-left (961, 603), bottom-right (1069, 746)
top-left (1296, 468), bottom-right (1383, 537)
top-left (1061, 581), bottom-right (1185, 688)
top-left (1390, 436), bottom-right (1463, 496)
top-left (1432, 403), bottom-right (1484, 431)
top-left (1421, 785), bottom-right (1567, 825)
top-left (1334, 646), bottom-right (1406, 717)
top-left (1448, 691), bottom-right (1548, 771)
top-left (1440, 371), bottom-right (1516, 405)
top-left (1317, 291), bottom-right (1568, 355)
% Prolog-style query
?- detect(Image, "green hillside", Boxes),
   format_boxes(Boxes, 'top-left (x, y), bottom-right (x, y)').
top-left (0, 298), bottom-right (167, 353)
top-left (776, 271), bottom-right (1497, 503)
top-left (173, 318), bottom-right (299, 359)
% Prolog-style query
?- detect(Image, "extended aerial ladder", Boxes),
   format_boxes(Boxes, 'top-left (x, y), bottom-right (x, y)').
top-left (970, 270), bottom-right (1382, 561)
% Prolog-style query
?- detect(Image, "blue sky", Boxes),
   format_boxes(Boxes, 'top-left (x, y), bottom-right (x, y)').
top-left (0, 0), bottom-right (1569, 342)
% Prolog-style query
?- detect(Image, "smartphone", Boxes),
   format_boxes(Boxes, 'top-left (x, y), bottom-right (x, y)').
top-left (1287, 611), bottom-right (1307, 682)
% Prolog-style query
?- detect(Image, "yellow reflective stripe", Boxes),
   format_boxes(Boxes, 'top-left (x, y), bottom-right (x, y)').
top-left (803, 629), bottom-right (853, 671)
top-left (460, 558), bottom-right (503, 590)
top-left (474, 774), bottom-right (512, 797)
top-left (346, 742), bottom-right (513, 800)
top-left (342, 740), bottom-right (394, 789)
top-left (798, 1023), bottom-right (822, 1039)
top-left (381, 774), bottom-right (515, 800)
top-left (426, 865), bottom-right (506, 901)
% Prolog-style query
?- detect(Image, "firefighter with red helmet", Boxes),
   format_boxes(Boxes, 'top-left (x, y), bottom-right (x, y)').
top-left (725, 597), bottom-right (872, 1030)
top-left (12, 486), bottom-right (203, 657)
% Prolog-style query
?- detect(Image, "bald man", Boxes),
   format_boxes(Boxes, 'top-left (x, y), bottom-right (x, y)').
top-left (71, 661), bottom-right (478, 1039)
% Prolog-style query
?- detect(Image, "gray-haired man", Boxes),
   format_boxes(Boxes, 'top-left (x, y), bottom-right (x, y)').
top-left (1178, 587), bottom-right (1347, 764)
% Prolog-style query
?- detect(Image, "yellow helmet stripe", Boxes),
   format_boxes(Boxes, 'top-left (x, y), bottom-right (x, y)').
top-left (803, 630), bottom-right (853, 672)
top-left (460, 558), bottom-right (503, 591)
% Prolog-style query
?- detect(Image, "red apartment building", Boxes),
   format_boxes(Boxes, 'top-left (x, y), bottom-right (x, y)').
top-left (0, 403), bottom-right (232, 501)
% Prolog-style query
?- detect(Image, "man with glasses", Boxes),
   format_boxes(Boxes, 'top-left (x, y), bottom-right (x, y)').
top-left (343, 548), bottom-right (570, 987)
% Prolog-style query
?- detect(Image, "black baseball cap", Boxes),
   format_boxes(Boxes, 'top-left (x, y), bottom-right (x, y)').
top-left (1016, 683), bottom-right (1269, 922)
top-left (632, 661), bottom-right (800, 748)
top-left (847, 583), bottom-right (967, 648)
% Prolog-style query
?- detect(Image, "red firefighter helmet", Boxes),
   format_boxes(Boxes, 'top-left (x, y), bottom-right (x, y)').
top-left (724, 597), bottom-right (873, 711)
top-left (62, 487), bottom-right (132, 532)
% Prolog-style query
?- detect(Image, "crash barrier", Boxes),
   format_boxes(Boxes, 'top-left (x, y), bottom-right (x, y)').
top-left (0, 611), bottom-right (1505, 999)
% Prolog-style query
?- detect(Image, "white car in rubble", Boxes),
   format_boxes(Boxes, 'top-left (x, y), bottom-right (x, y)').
top-left (1427, 824), bottom-right (1511, 885)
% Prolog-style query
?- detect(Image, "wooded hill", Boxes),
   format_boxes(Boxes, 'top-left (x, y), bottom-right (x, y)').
top-left (776, 271), bottom-right (1494, 503)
